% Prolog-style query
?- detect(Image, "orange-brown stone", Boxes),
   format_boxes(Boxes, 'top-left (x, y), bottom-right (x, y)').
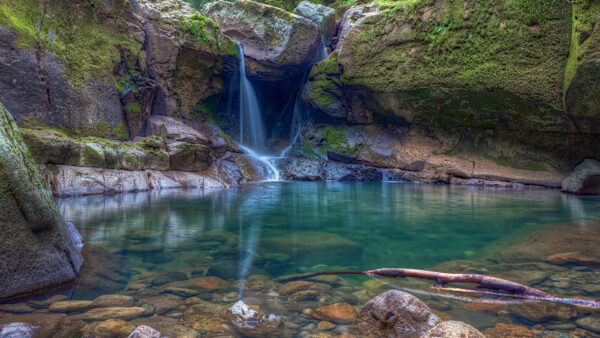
top-left (483, 323), bottom-right (535, 338)
top-left (311, 303), bottom-right (356, 324)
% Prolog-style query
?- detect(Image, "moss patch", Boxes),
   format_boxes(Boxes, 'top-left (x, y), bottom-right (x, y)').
top-left (0, 0), bottom-right (140, 87)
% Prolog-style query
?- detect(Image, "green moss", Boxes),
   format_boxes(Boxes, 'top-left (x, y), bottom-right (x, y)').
top-left (482, 154), bottom-right (547, 171)
top-left (563, 0), bottom-right (600, 98)
top-left (126, 102), bottom-right (142, 117)
top-left (112, 123), bottom-right (129, 141)
top-left (339, 0), bottom-right (572, 111)
top-left (0, 0), bottom-right (140, 87)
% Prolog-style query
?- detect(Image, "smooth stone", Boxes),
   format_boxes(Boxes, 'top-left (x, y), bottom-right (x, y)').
top-left (288, 290), bottom-right (320, 302)
top-left (127, 325), bottom-right (161, 338)
top-left (583, 284), bottom-right (600, 296)
top-left (576, 316), bottom-right (600, 333)
top-left (483, 323), bottom-right (535, 338)
top-left (421, 321), bottom-right (485, 338)
top-left (317, 321), bottom-right (336, 331)
top-left (141, 295), bottom-right (183, 315)
top-left (165, 276), bottom-right (230, 292)
top-left (27, 295), bottom-right (68, 309)
top-left (311, 303), bottom-right (356, 324)
top-left (0, 303), bottom-right (35, 313)
top-left (77, 307), bottom-right (148, 321)
top-left (49, 300), bottom-right (92, 313)
top-left (353, 290), bottom-right (440, 337)
top-left (149, 271), bottom-right (188, 285)
top-left (92, 294), bottom-right (137, 308)
top-left (163, 287), bottom-right (199, 297)
top-left (547, 252), bottom-right (600, 267)
top-left (0, 322), bottom-right (37, 337)
top-left (509, 301), bottom-right (576, 323)
top-left (95, 319), bottom-right (136, 337)
top-left (279, 281), bottom-right (332, 296)
top-left (226, 300), bottom-right (283, 338)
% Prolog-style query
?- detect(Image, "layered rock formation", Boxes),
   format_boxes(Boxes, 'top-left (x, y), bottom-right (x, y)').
top-left (0, 102), bottom-right (83, 301)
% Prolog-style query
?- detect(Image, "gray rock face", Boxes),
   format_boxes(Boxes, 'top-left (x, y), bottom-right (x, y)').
top-left (353, 290), bottom-right (441, 337)
top-left (203, 0), bottom-right (321, 78)
top-left (561, 159), bottom-right (600, 194)
top-left (293, 1), bottom-right (336, 46)
top-left (338, 5), bottom-right (380, 50)
top-left (420, 321), bottom-right (485, 338)
top-left (0, 103), bottom-right (83, 301)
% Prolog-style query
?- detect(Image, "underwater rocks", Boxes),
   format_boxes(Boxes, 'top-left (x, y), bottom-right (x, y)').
top-left (353, 290), bottom-right (441, 337)
top-left (0, 103), bottom-right (83, 301)
top-left (561, 159), bottom-right (600, 195)
top-left (227, 300), bottom-right (283, 337)
top-left (202, 0), bottom-right (321, 79)
top-left (259, 232), bottom-right (362, 265)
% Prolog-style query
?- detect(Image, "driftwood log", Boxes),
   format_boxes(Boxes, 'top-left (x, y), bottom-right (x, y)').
top-left (275, 268), bottom-right (600, 309)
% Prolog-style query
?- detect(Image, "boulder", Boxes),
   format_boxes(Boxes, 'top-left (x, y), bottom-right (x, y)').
top-left (420, 321), bottom-right (485, 338)
top-left (338, 5), bottom-right (380, 49)
top-left (226, 300), bottom-right (283, 337)
top-left (293, 1), bottom-right (336, 46)
top-left (353, 290), bottom-right (441, 337)
top-left (48, 300), bottom-right (93, 313)
top-left (202, 0), bottom-right (321, 78)
top-left (562, 159), bottom-right (600, 194)
top-left (147, 116), bottom-right (209, 144)
top-left (77, 307), bottom-right (148, 321)
top-left (0, 102), bottom-right (83, 301)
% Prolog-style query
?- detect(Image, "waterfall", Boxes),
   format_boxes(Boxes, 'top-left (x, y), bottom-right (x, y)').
top-left (237, 43), bottom-right (267, 151)
top-left (280, 35), bottom-right (329, 157)
top-left (234, 43), bottom-right (279, 181)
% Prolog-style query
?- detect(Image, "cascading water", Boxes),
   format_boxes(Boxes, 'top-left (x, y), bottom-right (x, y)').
top-left (234, 43), bottom-right (279, 181)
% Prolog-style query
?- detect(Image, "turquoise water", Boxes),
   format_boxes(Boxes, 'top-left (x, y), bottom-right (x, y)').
top-left (58, 182), bottom-right (600, 294)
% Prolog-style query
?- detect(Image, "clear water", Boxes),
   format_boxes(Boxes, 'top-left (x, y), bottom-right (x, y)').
top-left (6, 183), bottom-right (600, 336)
top-left (60, 183), bottom-right (600, 286)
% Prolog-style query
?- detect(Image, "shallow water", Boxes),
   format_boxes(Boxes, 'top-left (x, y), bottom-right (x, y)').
top-left (6, 183), bottom-right (600, 336)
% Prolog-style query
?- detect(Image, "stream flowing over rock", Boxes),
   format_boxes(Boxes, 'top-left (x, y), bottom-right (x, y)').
top-left (0, 103), bottom-right (83, 300)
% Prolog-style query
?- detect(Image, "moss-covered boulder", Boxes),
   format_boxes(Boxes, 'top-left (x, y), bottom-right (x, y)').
top-left (0, 0), bottom-right (235, 135)
top-left (202, 0), bottom-right (322, 79)
top-left (0, 102), bottom-right (82, 301)
top-left (302, 0), bottom-right (600, 170)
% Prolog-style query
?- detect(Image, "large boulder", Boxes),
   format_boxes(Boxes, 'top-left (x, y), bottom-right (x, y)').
top-left (202, 0), bottom-right (321, 79)
top-left (562, 159), bottom-right (600, 194)
top-left (353, 290), bottom-right (441, 337)
top-left (293, 1), bottom-right (336, 46)
top-left (0, 102), bottom-right (83, 301)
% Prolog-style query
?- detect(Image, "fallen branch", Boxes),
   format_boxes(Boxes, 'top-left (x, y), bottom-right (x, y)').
top-left (275, 268), bottom-right (600, 309)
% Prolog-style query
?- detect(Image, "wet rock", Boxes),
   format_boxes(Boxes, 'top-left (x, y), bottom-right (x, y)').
top-left (165, 276), bottom-right (230, 292)
top-left (338, 5), bottom-right (380, 48)
top-left (149, 271), bottom-right (188, 285)
top-left (289, 290), bottom-right (321, 302)
top-left (27, 295), bottom-right (68, 309)
top-left (147, 116), bottom-right (209, 144)
top-left (227, 300), bottom-right (283, 337)
top-left (49, 300), bottom-right (93, 313)
top-left (0, 322), bottom-right (37, 338)
top-left (94, 319), bottom-right (136, 337)
top-left (0, 313), bottom-right (66, 337)
top-left (0, 303), bottom-right (35, 313)
top-left (311, 303), bottom-right (356, 324)
top-left (202, 0), bottom-right (321, 79)
top-left (420, 321), bottom-right (485, 338)
top-left (317, 321), bottom-right (336, 331)
top-left (583, 283), bottom-right (600, 296)
top-left (130, 316), bottom-right (200, 337)
top-left (293, 1), bottom-right (336, 46)
top-left (92, 294), bottom-right (138, 308)
top-left (77, 307), bottom-right (148, 321)
top-left (509, 301), bottom-right (576, 323)
top-left (0, 103), bottom-right (83, 301)
top-left (77, 245), bottom-right (130, 299)
top-left (483, 323), bottom-right (534, 338)
top-left (562, 159), bottom-right (600, 194)
top-left (547, 252), bottom-right (600, 267)
top-left (164, 287), bottom-right (199, 297)
top-left (141, 295), bottom-right (183, 315)
top-left (353, 290), bottom-right (440, 337)
top-left (127, 325), bottom-right (161, 338)
top-left (463, 302), bottom-right (507, 315)
top-left (576, 316), bottom-right (600, 333)
top-left (279, 281), bottom-right (332, 296)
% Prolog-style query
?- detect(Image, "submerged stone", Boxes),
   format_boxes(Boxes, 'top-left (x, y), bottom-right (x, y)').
top-left (0, 322), bottom-right (37, 338)
top-left (227, 300), bottom-right (283, 337)
top-left (48, 300), bottom-right (93, 313)
top-left (259, 232), bottom-right (362, 264)
top-left (420, 321), bottom-right (485, 338)
top-left (311, 303), bottom-right (356, 324)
